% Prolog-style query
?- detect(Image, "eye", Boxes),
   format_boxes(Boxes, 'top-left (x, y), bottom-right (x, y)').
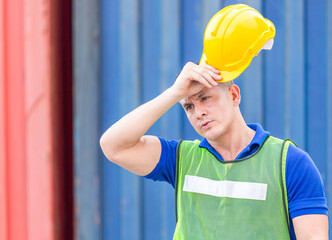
top-left (185, 104), bottom-right (193, 111)
top-left (201, 96), bottom-right (210, 101)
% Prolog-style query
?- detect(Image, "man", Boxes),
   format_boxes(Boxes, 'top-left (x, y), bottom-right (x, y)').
top-left (101, 4), bottom-right (328, 239)
top-left (100, 62), bottom-right (328, 239)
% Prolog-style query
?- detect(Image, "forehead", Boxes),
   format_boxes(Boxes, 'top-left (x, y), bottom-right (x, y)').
top-left (180, 87), bottom-right (223, 105)
top-left (180, 92), bottom-right (203, 106)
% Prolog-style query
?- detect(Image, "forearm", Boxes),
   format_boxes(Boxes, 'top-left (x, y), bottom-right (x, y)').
top-left (100, 87), bottom-right (181, 153)
top-left (100, 62), bottom-right (220, 166)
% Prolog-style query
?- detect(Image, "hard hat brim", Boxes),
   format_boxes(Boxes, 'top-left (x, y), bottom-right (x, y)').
top-left (199, 53), bottom-right (253, 83)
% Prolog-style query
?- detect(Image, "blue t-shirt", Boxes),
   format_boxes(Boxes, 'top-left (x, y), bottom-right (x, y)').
top-left (144, 123), bottom-right (328, 239)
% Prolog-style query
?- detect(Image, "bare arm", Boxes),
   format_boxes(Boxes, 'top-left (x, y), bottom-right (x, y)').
top-left (293, 214), bottom-right (329, 240)
top-left (100, 62), bottom-right (221, 176)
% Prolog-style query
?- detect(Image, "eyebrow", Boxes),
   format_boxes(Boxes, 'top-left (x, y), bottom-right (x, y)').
top-left (196, 92), bottom-right (206, 100)
top-left (181, 91), bottom-right (207, 109)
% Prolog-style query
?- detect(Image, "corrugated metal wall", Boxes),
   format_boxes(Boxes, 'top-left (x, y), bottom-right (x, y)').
top-left (0, 0), bottom-right (27, 238)
top-left (73, 0), bottom-right (102, 239)
top-left (73, 0), bottom-right (332, 239)
top-left (0, 0), bottom-right (73, 239)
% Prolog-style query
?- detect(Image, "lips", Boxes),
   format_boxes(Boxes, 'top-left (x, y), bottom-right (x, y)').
top-left (201, 120), bottom-right (212, 129)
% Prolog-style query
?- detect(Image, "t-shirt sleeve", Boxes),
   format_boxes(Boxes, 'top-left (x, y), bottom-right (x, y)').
top-left (144, 137), bottom-right (178, 188)
top-left (286, 144), bottom-right (328, 219)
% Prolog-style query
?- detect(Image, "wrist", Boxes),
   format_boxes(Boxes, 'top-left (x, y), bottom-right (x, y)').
top-left (166, 86), bottom-right (185, 102)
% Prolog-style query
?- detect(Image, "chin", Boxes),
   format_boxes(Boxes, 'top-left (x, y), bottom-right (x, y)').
top-left (205, 134), bottom-right (220, 142)
top-left (201, 131), bottom-right (218, 141)
top-left (203, 127), bottom-right (226, 141)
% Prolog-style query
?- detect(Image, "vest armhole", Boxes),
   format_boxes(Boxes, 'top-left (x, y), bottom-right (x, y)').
top-left (280, 139), bottom-right (295, 237)
top-left (175, 140), bottom-right (183, 224)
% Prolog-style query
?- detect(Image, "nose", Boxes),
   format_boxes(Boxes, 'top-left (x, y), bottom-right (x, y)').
top-left (195, 103), bottom-right (207, 119)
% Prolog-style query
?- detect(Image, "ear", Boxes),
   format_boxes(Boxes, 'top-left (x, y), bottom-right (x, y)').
top-left (228, 84), bottom-right (241, 106)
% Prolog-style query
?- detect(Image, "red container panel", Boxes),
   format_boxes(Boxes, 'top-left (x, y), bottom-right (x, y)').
top-left (24, 0), bottom-right (54, 238)
top-left (0, 1), bottom-right (8, 239)
top-left (0, 0), bottom-right (73, 239)
top-left (5, 0), bottom-right (28, 239)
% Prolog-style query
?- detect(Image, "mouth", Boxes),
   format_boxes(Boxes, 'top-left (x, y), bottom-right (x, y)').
top-left (201, 121), bottom-right (213, 129)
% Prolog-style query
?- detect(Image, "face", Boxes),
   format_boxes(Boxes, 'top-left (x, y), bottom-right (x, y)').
top-left (180, 85), bottom-right (240, 142)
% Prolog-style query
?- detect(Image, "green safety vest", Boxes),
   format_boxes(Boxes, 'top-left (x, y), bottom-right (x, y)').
top-left (174, 136), bottom-right (292, 240)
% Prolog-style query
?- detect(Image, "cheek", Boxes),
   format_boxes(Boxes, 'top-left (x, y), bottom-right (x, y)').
top-left (187, 114), bottom-right (201, 130)
top-left (224, 107), bottom-right (235, 122)
top-left (187, 114), bottom-right (197, 126)
top-left (214, 104), bottom-right (234, 121)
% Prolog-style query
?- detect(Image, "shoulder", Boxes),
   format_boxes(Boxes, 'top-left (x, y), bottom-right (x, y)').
top-left (177, 139), bottom-right (202, 156)
top-left (179, 139), bottom-right (200, 144)
top-left (159, 137), bottom-right (179, 152)
top-left (144, 137), bottom-right (179, 187)
top-left (286, 143), bottom-right (323, 192)
top-left (178, 139), bottom-right (200, 148)
top-left (285, 144), bottom-right (328, 219)
top-left (286, 143), bottom-right (321, 181)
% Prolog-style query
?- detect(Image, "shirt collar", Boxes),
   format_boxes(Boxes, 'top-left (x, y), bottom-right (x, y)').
top-left (198, 123), bottom-right (270, 160)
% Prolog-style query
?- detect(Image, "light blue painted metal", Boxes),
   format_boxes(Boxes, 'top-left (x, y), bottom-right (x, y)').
top-left (100, 0), bottom-right (122, 239)
top-left (285, 0), bottom-right (305, 148)
top-left (327, 0), bottom-right (332, 236)
top-left (202, 0), bottom-right (222, 28)
top-left (263, 0), bottom-right (286, 139)
top-left (95, 1), bottom-right (332, 239)
top-left (306, 0), bottom-right (328, 182)
top-left (73, 0), bottom-right (101, 239)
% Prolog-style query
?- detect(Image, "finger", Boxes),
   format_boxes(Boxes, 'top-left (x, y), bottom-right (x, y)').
top-left (205, 69), bottom-right (222, 84)
top-left (201, 64), bottom-right (220, 74)
top-left (202, 66), bottom-right (222, 82)
top-left (191, 72), bottom-right (213, 88)
top-left (192, 65), bottom-right (221, 85)
top-left (201, 71), bottom-right (219, 86)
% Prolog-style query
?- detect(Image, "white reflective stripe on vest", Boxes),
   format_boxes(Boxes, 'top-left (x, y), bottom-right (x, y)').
top-left (183, 175), bottom-right (267, 201)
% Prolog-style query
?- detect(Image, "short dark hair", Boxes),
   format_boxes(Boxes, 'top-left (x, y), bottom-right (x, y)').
top-left (218, 80), bottom-right (234, 90)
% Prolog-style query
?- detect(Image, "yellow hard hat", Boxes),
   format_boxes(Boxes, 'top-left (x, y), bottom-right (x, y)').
top-left (199, 4), bottom-right (276, 82)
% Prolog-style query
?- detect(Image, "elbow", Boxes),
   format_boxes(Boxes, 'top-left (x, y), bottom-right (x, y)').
top-left (100, 134), bottom-right (120, 164)
top-left (99, 134), bottom-right (107, 151)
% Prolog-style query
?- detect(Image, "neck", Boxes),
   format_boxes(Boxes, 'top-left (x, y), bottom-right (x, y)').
top-left (208, 116), bottom-right (255, 161)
